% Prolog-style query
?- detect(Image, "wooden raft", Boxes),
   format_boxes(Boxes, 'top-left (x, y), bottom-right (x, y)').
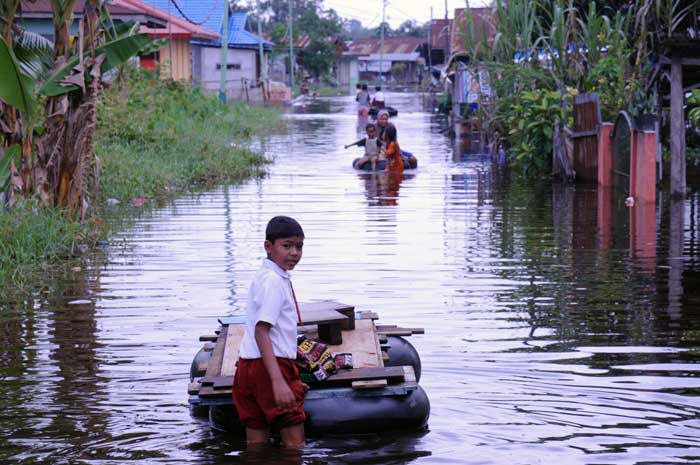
top-left (189, 301), bottom-right (423, 399)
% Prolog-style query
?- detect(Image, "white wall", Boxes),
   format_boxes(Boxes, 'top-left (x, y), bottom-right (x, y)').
top-left (196, 46), bottom-right (260, 92)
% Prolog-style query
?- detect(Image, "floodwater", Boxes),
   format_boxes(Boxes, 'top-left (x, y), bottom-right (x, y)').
top-left (2, 92), bottom-right (700, 465)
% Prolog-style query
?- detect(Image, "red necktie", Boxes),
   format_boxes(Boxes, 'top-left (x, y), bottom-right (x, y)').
top-left (290, 281), bottom-right (303, 325)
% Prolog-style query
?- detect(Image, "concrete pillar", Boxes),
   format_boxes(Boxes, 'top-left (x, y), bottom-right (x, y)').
top-left (631, 130), bottom-right (657, 205)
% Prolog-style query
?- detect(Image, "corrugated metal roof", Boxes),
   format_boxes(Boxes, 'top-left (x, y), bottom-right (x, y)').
top-left (450, 8), bottom-right (495, 56)
top-left (345, 36), bottom-right (422, 56)
top-left (430, 18), bottom-right (452, 49)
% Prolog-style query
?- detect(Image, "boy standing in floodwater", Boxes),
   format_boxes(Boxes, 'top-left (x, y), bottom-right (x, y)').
top-left (232, 216), bottom-right (306, 448)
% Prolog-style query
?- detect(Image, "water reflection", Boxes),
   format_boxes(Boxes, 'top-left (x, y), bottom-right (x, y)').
top-left (1, 92), bottom-right (699, 465)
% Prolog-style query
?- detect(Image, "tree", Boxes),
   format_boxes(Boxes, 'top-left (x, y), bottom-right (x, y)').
top-left (0, 2), bottom-right (158, 216)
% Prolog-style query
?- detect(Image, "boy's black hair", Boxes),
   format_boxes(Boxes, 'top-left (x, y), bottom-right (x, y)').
top-left (266, 216), bottom-right (304, 242)
top-left (375, 85), bottom-right (381, 91)
top-left (356, 83), bottom-right (361, 89)
top-left (361, 84), bottom-right (368, 90)
top-left (365, 123), bottom-right (376, 131)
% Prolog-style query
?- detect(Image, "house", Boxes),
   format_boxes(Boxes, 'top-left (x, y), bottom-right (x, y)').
top-left (141, 0), bottom-right (273, 97)
top-left (17, 0), bottom-right (166, 42)
top-left (446, 8), bottom-right (496, 119)
top-left (115, 0), bottom-right (219, 81)
top-left (426, 18), bottom-right (452, 66)
top-left (345, 36), bottom-right (424, 84)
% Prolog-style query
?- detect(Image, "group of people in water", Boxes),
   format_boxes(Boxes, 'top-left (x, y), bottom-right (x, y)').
top-left (355, 84), bottom-right (385, 117)
top-left (347, 106), bottom-right (417, 172)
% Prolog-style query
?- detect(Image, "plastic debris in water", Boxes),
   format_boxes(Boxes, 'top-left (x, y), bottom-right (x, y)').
top-left (625, 196), bottom-right (635, 207)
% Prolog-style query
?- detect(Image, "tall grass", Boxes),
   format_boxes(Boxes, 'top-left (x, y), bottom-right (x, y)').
top-left (1, 69), bottom-right (281, 282)
top-left (96, 69), bottom-right (280, 201)
top-left (0, 201), bottom-right (85, 282)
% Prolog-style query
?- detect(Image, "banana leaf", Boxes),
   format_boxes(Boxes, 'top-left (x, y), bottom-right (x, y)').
top-left (0, 39), bottom-right (37, 117)
top-left (1, 144), bottom-right (21, 192)
top-left (41, 33), bottom-right (153, 97)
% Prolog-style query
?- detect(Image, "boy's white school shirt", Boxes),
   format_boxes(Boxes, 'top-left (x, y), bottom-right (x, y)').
top-left (238, 258), bottom-right (299, 359)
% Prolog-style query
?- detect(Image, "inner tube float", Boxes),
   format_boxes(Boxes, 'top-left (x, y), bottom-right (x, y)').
top-left (190, 335), bottom-right (428, 436)
top-left (353, 151), bottom-right (418, 171)
top-left (209, 385), bottom-right (430, 437)
top-left (369, 106), bottom-right (398, 117)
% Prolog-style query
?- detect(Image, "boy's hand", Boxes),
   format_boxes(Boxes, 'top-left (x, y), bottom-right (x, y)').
top-left (273, 381), bottom-right (297, 411)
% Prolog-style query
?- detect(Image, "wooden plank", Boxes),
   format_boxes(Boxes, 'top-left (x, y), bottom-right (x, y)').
top-left (200, 375), bottom-right (234, 388)
top-left (298, 300), bottom-right (356, 330)
top-left (356, 310), bottom-right (378, 320)
top-left (299, 308), bottom-right (347, 326)
top-left (221, 324), bottom-right (245, 376)
top-left (323, 366), bottom-right (405, 384)
top-left (188, 381), bottom-right (201, 395)
top-left (325, 319), bottom-right (382, 368)
top-left (204, 326), bottom-right (228, 379)
top-left (376, 325), bottom-right (425, 335)
top-left (402, 365), bottom-right (417, 383)
top-left (198, 385), bottom-right (232, 398)
top-left (352, 379), bottom-right (387, 389)
top-left (199, 335), bottom-right (218, 342)
top-left (197, 362), bottom-right (208, 373)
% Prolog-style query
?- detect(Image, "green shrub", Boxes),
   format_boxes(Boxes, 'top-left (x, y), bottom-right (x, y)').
top-left (499, 89), bottom-right (569, 173)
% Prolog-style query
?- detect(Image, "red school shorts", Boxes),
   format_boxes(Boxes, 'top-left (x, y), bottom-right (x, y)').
top-left (232, 357), bottom-right (306, 430)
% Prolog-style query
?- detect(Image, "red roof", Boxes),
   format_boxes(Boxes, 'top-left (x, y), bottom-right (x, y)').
top-left (450, 8), bottom-right (496, 56)
top-left (114, 0), bottom-right (219, 40)
top-left (430, 18), bottom-right (452, 49)
top-left (346, 36), bottom-right (423, 56)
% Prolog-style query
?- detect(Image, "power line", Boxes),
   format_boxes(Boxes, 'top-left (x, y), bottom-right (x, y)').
top-left (168, 0), bottom-right (218, 26)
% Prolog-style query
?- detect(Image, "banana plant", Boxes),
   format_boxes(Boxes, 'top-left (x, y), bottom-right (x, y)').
top-left (0, 1), bottom-right (159, 212)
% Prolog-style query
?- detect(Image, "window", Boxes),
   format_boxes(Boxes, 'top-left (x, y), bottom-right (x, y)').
top-left (216, 63), bottom-right (241, 70)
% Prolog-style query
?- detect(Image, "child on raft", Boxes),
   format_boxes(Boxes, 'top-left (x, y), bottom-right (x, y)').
top-left (232, 216), bottom-right (307, 448)
top-left (347, 123), bottom-right (382, 171)
top-left (381, 124), bottom-right (404, 173)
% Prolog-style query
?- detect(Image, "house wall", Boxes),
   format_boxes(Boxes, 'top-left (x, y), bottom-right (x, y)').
top-left (158, 38), bottom-right (191, 81)
top-left (336, 57), bottom-right (358, 93)
top-left (197, 46), bottom-right (259, 93)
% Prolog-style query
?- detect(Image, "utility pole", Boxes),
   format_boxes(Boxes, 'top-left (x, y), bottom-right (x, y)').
top-left (257, 17), bottom-right (266, 81)
top-left (219, 0), bottom-right (229, 103)
top-left (379, 0), bottom-right (386, 85)
top-left (428, 7), bottom-right (432, 69)
top-left (444, 0), bottom-right (449, 61)
top-left (288, 0), bottom-right (294, 91)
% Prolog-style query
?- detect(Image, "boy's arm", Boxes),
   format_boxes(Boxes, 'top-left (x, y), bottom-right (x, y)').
top-left (344, 138), bottom-right (366, 149)
top-left (255, 322), bottom-right (297, 410)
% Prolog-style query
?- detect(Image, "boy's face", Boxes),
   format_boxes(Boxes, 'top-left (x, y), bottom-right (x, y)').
top-left (366, 126), bottom-right (376, 138)
top-left (378, 114), bottom-right (389, 126)
top-left (265, 236), bottom-right (304, 270)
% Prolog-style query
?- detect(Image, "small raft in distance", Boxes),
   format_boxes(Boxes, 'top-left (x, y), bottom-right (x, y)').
top-left (188, 301), bottom-right (429, 436)
top-left (352, 151), bottom-right (418, 171)
top-left (369, 106), bottom-right (398, 117)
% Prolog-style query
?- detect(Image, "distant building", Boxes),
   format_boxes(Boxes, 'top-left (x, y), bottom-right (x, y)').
top-left (141, 0), bottom-right (273, 96)
top-left (115, 0), bottom-right (219, 81)
top-left (345, 36), bottom-right (424, 84)
top-left (17, 0), bottom-right (166, 43)
top-left (426, 18), bottom-right (452, 66)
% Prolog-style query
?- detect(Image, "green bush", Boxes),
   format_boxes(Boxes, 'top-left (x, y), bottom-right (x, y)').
top-left (499, 89), bottom-right (569, 173)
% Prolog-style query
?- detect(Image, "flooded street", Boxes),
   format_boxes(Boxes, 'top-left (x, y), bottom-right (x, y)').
top-left (2, 92), bottom-right (700, 465)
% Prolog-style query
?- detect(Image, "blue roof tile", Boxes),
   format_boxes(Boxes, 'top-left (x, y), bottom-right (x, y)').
top-left (143, 0), bottom-right (272, 48)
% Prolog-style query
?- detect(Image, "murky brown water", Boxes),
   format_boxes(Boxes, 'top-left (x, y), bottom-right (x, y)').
top-left (2, 93), bottom-right (700, 465)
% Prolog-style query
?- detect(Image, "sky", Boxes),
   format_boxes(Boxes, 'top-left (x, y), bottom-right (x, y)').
top-left (322, 0), bottom-right (488, 29)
